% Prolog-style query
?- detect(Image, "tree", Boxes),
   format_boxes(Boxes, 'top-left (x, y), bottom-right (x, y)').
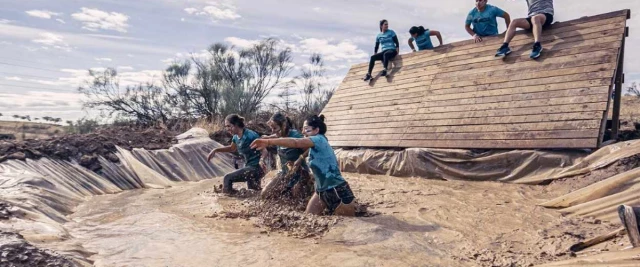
top-left (627, 82), bottom-right (640, 97)
top-left (295, 54), bottom-right (335, 119)
top-left (79, 68), bottom-right (174, 124)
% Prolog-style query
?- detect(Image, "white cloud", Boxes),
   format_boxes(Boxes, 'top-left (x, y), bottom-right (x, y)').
top-left (95, 57), bottom-right (113, 62)
top-left (25, 10), bottom-right (61, 19)
top-left (127, 54), bottom-right (135, 58)
top-left (184, 1), bottom-right (241, 21)
top-left (312, 7), bottom-right (322, 12)
top-left (71, 8), bottom-right (129, 33)
top-left (0, 19), bottom-right (13, 24)
top-left (117, 66), bottom-right (134, 71)
top-left (4, 76), bottom-right (22, 81)
top-left (56, 19), bottom-right (66, 24)
top-left (224, 37), bottom-right (258, 48)
top-left (32, 32), bottom-right (71, 51)
top-left (297, 38), bottom-right (367, 62)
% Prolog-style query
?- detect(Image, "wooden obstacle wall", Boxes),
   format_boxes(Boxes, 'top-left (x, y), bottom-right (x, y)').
top-left (322, 10), bottom-right (630, 149)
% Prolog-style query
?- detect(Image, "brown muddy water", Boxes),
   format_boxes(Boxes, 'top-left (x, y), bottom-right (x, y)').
top-left (19, 173), bottom-right (625, 267)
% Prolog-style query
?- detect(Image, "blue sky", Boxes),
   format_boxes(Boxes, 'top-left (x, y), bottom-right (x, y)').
top-left (0, 0), bottom-right (638, 122)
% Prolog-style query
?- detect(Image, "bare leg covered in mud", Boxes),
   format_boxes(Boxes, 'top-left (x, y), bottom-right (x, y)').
top-left (307, 182), bottom-right (357, 217)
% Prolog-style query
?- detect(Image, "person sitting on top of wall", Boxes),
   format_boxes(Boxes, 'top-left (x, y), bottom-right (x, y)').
top-left (495, 0), bottom-right (554, 59)
top-left (363, 19), bottom-right (399, 82)
top-left (465, 0), bottom-right (511, 43)
top-left (408, 26), bottom-right (443, 52)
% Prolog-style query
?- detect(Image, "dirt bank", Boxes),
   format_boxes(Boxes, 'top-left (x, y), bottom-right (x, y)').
top-left (0, 125), bottom-right (177, 171)
top-left (0, 230), bottom-right (76, 267)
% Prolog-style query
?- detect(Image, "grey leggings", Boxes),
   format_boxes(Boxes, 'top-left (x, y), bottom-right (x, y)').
top-left (223, 165), bottom-right (265, 191)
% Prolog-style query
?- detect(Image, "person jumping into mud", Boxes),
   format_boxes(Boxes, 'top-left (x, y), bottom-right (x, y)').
top-left (251, 115), bottom-right (356, 216)
top-left (363, 19), bottom-right (399, 82)
top-left (260, 113), bottom-right (313, 200)
top-left (408, 26), bottom-right (442, 52)
top-left (207, 114), bottom-right (265, 194)
top-left (495, 0), bottom-right (554, 59)
top-left (465, 0), bottom-right (511, 43)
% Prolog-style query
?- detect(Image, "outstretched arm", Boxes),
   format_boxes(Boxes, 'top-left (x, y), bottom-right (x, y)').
top-left (430, 30), bottom-right (443, 46)
top-left (408, 38), bottom-right (416, 52)
top-left (207, 142), bottom-right (237, 162)
top-left (251, 137), bottom-right (314, 151)
top-left (374, 41), bottom-right (380, 54)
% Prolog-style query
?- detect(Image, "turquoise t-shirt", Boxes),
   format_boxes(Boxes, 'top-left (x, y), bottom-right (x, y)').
top-left (308, 134), bottom-right (346, 192)
top-left (278, 129), bottom-right (308, 173)
top-left (376, 29), bottom-right (397, 52)
top-left (232, 128), bottom-right (261, 167)
top-left (410, 30), bottom-right (434, 51)
top-left (465, 4), bottom-right (505, 37)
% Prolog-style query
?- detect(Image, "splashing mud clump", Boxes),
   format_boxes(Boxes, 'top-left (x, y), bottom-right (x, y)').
top-left (0, 231), bottom-right (76, 267)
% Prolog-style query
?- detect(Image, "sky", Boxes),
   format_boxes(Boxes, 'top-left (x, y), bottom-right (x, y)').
top-left (0, 0), bottom-right (638, 122)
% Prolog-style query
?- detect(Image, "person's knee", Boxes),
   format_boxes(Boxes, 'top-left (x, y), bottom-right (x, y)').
top-left (532, 15), bottom-right (545, 25)
top-left (512, 18), bottom-right (528, 28)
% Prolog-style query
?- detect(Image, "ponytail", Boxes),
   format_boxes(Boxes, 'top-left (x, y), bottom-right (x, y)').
top-left (409, 26), bottom-right (428, 36)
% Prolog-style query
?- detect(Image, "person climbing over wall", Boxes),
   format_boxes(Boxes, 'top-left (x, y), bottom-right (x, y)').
top-left (465, 0), bottom-right (511, 43)
top-left (251, 115), bottom-right (356, 216)
top-left (363, 19), bottom-right (399, 82)
top-left (260, 113), bottom-right (313, 200)
top-left (207, 114), bottom-right (265, 194)
top-left (495, 0), bottom-right (554, 59)
top-left (408, 26), bottom-right (443, 52)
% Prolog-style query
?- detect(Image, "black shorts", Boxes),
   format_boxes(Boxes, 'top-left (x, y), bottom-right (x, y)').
top-left (526, 13), bottom-right (554, 30)
top-left (318, 182), bottom-right (355, 215)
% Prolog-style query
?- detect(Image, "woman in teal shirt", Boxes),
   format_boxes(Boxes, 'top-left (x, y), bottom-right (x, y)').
top-left (207, 114), bottom-right (264, 194)
top-left (408, 26), bottom-right (443, 52)
top-left (260, 113), bottom-right (312, 199)
top-left (251, 115), bottom-right (356, 216)
top-left (363, 19), bottom-right (399, 81)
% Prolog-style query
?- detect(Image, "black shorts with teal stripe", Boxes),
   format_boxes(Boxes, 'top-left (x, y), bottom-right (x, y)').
top-left (318, 182), bottom-right (355, 215)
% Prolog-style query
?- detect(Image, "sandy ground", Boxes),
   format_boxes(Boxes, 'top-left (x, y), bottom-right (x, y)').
top-left (29, 171), bottom-right (625, 267)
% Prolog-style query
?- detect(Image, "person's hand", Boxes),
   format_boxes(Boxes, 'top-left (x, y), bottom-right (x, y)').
top-left (250, 139), bottom-right (269, 150)
top-left (206, 149), bottom-right (217, 162)
top-left (412, 49), bottom-right (417, 53)
top-left (473, 34), bottom-right (482, 43)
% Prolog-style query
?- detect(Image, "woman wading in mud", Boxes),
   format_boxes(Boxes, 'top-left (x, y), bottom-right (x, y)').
top-left (207, 114), bottom-right (265, 194)
top-left (251, 115), bottom-right (356, 216)
top-left (260, 113), bottom-right (314, 200)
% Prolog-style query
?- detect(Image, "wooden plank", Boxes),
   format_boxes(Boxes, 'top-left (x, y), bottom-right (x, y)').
top-left (334, 64), bottom-right (615, 102)
top-left (326, 86), bottom-right (609, 113)
top-left (328, 117), bottom-right (599, 132)
top-left (327, 130), bottom-right (598, 141)
top-left (324, 94), bottom-right (608, 119)
top-left (397, 139), bottom-right (598, 149)
top-left (330, 138), bottom-right (598, 149)
top-left (332, 74), bottom-right (611, 103)
top-left (346, 17), bottom-right (626, 73)
top-left (325, 102), bottom-right (608, 124)
top-left (329, 78), bottom-right (610, 109)
top-left (328, 109), bottom-right (604, 127)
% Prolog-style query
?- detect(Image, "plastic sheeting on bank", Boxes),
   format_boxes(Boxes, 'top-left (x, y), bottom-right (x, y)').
top-left (335, 140), bottom-right (640, 185)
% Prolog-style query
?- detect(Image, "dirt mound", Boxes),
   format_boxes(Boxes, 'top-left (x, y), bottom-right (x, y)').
top-left (0, 125), bottom-right (177, 172)
top-left (547, 153), bottom-right (640, 194)
top-left (205, 185), bottom-right (374, 238)
top-left (0, 231), bottom-right (76, 267)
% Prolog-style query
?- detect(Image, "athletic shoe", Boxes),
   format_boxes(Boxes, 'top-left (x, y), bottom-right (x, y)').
top-left (530, 42), bottom-right (543, 59)
top-left (379, 69), bottom-right (388, 77)
top-left (495, 43), bottom-right (511, 57)
top-left (363, 73), bottom-right (372, 81)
